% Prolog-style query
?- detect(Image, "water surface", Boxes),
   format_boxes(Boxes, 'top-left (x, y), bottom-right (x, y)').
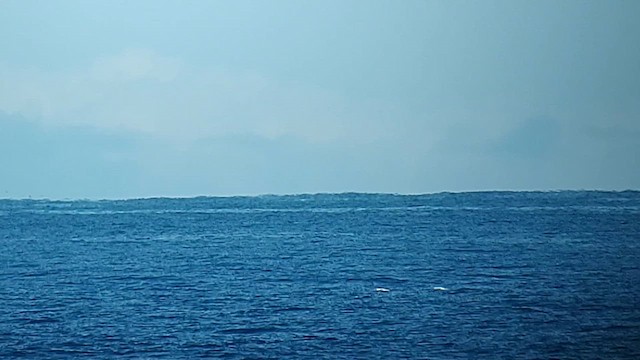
top-left (1, 191), bottom-right (639, 358)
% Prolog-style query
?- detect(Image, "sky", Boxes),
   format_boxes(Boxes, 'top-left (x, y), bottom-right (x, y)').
top-left (1, 0), bottom-right (639, 199)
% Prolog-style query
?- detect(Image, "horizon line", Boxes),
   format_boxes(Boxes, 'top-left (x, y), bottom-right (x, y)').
top-left (1, 188), bottom-right (639, 202)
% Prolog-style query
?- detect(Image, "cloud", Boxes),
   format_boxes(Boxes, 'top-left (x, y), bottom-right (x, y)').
top-left (0, 49), bottom-right (399, 144)
top-left (90, 49), bottom-right (181, 83)
top-left (0, 109), bottom-right (425, 199)
top-left (491, 117), bottom-right (559, 159)
top-left (0, 111), bottom-right (142, 199)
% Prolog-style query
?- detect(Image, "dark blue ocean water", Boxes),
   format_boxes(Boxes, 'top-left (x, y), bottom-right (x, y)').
top-left (1, 191), bottom-right (639, 359)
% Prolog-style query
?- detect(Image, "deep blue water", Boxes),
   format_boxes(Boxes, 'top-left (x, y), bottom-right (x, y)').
top-left (1, 191), bottom-right (639, 359)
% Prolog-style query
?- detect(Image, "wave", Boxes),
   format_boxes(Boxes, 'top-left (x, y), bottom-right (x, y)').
top-left (1, 190), bottom-right (639, 215)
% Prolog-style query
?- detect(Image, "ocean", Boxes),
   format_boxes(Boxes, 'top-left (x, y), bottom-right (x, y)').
top-left (1, 191), bottom-right (639, 359)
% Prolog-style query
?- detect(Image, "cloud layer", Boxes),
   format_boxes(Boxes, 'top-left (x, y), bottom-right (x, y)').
top-left (1, 1), bottom-right (639, 198)
top-left (0, 49), bottom-right (399, 144)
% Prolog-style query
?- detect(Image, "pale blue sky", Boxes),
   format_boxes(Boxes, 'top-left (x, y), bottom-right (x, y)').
top-left (1, 0), bottom-right (639, 199)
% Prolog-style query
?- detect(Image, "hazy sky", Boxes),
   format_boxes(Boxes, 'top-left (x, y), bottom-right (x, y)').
top-left (1, 0), bottom-right (639, 199)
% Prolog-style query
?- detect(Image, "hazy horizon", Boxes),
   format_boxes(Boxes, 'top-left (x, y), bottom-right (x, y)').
top-left (3, 189), bottom-right (639, 202)
top-left (2, 0), bottom-right (639, 199)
